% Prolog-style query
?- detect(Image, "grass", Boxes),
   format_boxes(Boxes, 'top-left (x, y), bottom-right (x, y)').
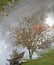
top-left (22, 49), bottom-right (54, 65)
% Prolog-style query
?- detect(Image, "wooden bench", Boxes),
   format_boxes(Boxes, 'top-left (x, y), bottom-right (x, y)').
top-left (7, 52), bottom-right (24, 65)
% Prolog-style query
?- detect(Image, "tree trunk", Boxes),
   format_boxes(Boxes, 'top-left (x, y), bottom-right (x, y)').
top-left (28, 49), bottom-right (32, 59)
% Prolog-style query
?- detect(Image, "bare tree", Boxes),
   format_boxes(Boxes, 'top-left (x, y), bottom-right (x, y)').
top-left (9, 6), bottom-right (54, 59)
top-left (11, 21), bottom-right (48, 59)
top-left (13, 27), bottom-right (36, 59)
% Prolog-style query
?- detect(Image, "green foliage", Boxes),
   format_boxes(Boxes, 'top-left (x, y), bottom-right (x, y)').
top-left (0, 0), bottom-right (8, 12)
top-left (0, 0), bottom-right (19, 12)
top-left (22, 49), bottom-right (54, 65)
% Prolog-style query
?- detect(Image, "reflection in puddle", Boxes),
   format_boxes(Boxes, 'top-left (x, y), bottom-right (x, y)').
top-left (0, 0), bottom-right (54, 65)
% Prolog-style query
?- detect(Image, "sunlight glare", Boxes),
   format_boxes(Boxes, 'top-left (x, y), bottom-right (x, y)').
top-left (45, 16), bottom-right (54, 27)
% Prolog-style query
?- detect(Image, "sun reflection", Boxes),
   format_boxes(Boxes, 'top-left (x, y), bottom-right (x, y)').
top-left (45, 16), bottom-right (54, 27)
